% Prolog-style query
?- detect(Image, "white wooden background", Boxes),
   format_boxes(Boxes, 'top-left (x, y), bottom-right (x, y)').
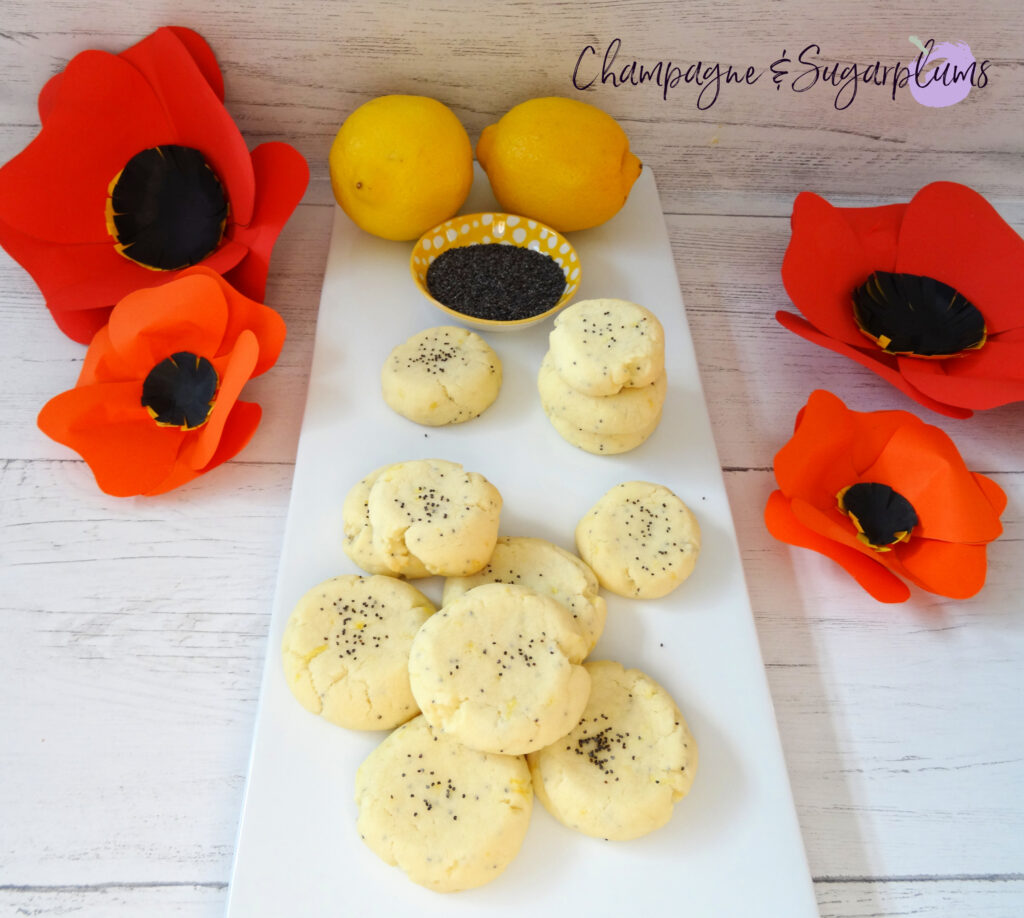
top-left (1, 2), bottom-right (1023, 916)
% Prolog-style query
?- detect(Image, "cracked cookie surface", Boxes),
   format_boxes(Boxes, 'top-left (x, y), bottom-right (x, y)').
top-left (355, 715), bottom-right (532, 892)
top-left (527, 660), bottom-right (697, 840)
top-left (409, 582), bottom-right (590, 755)
top-left (382, 325), bottom-right (502, 426)
top-left (281, 574), bottom-right (435, 730)
top-left (575, 481), bottom-right (701, 598)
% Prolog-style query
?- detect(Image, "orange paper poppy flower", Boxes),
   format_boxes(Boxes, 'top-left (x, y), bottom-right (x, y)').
top-left (778, 183), bottom-right (1024, 418)
top-left (37, 266), bottom-right (286, 496)
top-left (765, 390), bottom-right (1006, 602)
top-left (0, 26), bottom-right (308, 343)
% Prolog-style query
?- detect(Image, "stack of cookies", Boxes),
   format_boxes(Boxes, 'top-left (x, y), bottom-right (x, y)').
top-left (539, 298), bottom-right (667, 454)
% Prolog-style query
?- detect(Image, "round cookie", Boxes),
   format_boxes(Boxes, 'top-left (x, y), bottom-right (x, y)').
top-left (548, 298), bottom-right (665, 397)
top-left (527, 660), bottom-right (697, 840)
top-left (547, 408), bottom-right (661, 455)
top-left (341, 464), bottom-right (430, 578)
top-left (575, 481), bottom-right (701, 597)
top-left (443, 536), bottom-right (607, 653)
top-left (538, 349), bottom-right (666, 435)
top-left (409, 582), bottom-right (591, 754)
top-left (355, 715), bottom-right (532, 892)
top-left (281, 574), bottom-right (435, 730)
top-left (382, 325), bottom-right (502, 426)
top-left (368, 458), bottom-right (502, 577)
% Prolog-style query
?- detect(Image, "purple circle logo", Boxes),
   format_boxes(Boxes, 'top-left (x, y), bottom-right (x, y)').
top-left (909, 36), bottom-right (976, 107)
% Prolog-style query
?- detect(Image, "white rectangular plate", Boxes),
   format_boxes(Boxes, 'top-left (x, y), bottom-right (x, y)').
top-left (227, 167), bottom-right (818, 917)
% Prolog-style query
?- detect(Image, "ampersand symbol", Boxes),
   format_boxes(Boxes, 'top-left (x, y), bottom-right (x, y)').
top-left (771, 51), bottom-right (791, 89)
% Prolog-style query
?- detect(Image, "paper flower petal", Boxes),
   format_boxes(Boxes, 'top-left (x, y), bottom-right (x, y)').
top-left (117, 27), bottom-right (255, 225)
top-left (204, 264), bottom-right (287, 376)
top-left (896, 182), bottom-right (1024, 335)
top-left (773, 386), bottom-right (859, 501)
top-left (890, 538), bottom-right (990, 600)
top-left (781, 192), bottom-right (874, 347)
top-left (898, 333), bottom-right (1024, 411)
top-left (1, 50), bottom-right (174, 244)
top-left (36, 26), bottom-right (225, 125)
top-left (765, 490), bottom-right (911, 602)
top-left (38, 381), bottom-right (185, 496)
top-left (192, 329), bottom-right (259, 469)
top-left (833, 202), bottom-right (905, 269)
top-left (859, 422), bottom-right (1004, 543)
top-left (223, 142), bottom-right (310, 303)
top-left (151, 400), bottom-right (262, 495)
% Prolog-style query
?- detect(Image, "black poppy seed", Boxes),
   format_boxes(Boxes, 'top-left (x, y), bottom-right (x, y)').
top-left (425, 243), bottom-right (567, 321)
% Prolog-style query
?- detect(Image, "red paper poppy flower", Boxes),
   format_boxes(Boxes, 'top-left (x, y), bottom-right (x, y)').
top-left (0, 26), bottom-right (309, 343)
top-left (37, 266), bottom-right (286, 496)
top-left (765, 389), bottom-right (1006, 602)
top-left (778, 182), bottom-right (1024, 418)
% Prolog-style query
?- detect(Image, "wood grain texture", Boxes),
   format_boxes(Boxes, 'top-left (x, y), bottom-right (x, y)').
top-left (1, 2), bottom-right (1022, 916)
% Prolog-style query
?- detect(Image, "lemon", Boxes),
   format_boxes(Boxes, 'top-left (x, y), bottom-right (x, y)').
top-left (476, 97), bottom-right (642, 233)
top-left (329, 95), bottom-right (473, 241)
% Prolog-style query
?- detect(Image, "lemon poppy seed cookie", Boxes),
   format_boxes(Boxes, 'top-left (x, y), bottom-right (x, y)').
top-left (527, 660), bottom-right (697, 840)
top-left (281, 574), bottom-right (435, 730)
top-left (341, 464), bottom-right (430, 578)
top-left (538, 350), bottom-right (666, 435)
top-left (443, 536), bottom-right (607, 654)
top-left (547, 405), bottom-right (662, 456)
top-left (548, 298), bottom-right (665, 397)
top-left (409, 582), bottom-right (591, 755)
top-left (575, 481), bottom-right (701, 598)
top-left (382, 325), bottom-right (502, 426)
top-left (367, 458), bottom-right (502, 577)
top-left (355, 715), bottom-right (532, 892)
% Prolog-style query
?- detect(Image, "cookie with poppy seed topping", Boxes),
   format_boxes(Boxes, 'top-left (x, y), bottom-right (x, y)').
top-left (527, 660), bottom-right (697, 840)
top-left (368, 458), bottom-right (502, 577)
top-left (409, 582), bottom-right (591, 755)
top-left (381, 325), bottom-right (502, 426)
top-left (538, 349), bottom-right (666, 435)
top-left (546, 405), bottom-right (663, 456)
top-left (575, 481), bottom-right (700, 598)
top-left (442, 536), bottom-right (607, 654)
top-left (548, 298), bottom-right (665, 397)
top-left (355, 715), bottom-right (532, 892)
top-left (281, 574), bottom-right (435, 730)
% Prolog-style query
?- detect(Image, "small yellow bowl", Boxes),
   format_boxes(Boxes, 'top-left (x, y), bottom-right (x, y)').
top-left (410, 213), bottom-right (581, 331)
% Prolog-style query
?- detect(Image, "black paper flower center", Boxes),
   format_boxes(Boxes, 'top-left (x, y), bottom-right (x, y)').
top-left (141, 352), bottom-right (218, 429)
top-left (837, 482), bottom-right (919, 551)
top-left (108, 145), bottom-right (228, 270)
top-left (852, 271), bottom-right (987, 357)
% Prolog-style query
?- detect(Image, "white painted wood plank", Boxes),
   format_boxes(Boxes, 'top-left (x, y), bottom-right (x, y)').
top-left (2, 878), bottom-right (1020, 918)
top-left (0, 459), bottom-right (292, 884)
top-left (815, 879), bottom-right (1024, 918)
top-left (0, 884), bottom-right (225, 917)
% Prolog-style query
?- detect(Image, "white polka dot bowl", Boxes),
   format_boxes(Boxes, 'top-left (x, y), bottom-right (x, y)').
top-left (410, 212), bottom-right (581, 331)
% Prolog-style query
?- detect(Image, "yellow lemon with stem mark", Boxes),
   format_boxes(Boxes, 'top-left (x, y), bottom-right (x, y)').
top-left (329, 95), bottom-right (473, 241)
top-left (476, 97), bottom-right (642, 233)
